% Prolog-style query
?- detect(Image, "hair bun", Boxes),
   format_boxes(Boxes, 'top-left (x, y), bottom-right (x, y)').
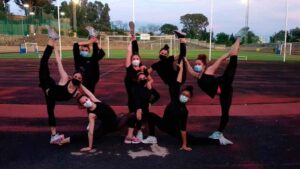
top-left (163, 44), bottom-right (169, 50)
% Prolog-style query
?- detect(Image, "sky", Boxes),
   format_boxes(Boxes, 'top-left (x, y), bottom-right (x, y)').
top-left (7, 0), bottom-right (300, 39)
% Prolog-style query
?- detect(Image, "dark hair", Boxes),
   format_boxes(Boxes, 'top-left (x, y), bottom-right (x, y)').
top-left (76, 94), bottom-right (88, 109)
top-left (197, 54), bottom-right (207, 65)
top-left (182, 85), bottom-right (194, 97)
top-left (81, 45), bottom-right (90, 51)
top-left (73, 70), bottom-right (83, 76)
top-left (160, 44), bottom-right (170, 52)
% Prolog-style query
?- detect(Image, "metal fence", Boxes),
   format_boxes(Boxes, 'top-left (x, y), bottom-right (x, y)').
top-left (0, 15), bottom-right (71, 36)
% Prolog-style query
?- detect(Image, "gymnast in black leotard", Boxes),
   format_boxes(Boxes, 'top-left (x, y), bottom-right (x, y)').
top-left (185, 37), bottom-right (241, 143)
top-left (147, 31), bottom-right (187, 103)
top-left (77, 95), bottom-right (130, 152)
top-left (39, 27), bottom-right (97, 144)
top-left (73, 26), bottom-right (105, 94)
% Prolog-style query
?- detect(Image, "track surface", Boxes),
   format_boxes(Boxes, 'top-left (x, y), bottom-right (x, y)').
top-left (0, 59), bottom-right (300, 169)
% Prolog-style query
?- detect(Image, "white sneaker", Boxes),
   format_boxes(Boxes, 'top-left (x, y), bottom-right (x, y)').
top-left (85, 26), bottom-right (98, 38)
top-left (50, 133), bottom-right (64, 144)
top-left (142, 136), bottom-right (157, 144)
top-left (235, 27), bottom-right (249, 38)
top-left (46, 26), bottom-right (59, 40)
top-left (136, 131), bottom-right (143, 141)
top-left (219, 134), bottom-right (233, 145)
top-left (208, 131), bottom-right (222, 140)
top-left (129, 21), bottom-right (135, 35)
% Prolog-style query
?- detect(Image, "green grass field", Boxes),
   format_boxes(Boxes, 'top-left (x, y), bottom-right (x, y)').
top-left (1, 49), bottom-right (300, 62)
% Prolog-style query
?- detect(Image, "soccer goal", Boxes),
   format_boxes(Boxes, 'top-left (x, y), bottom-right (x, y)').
top-left (24, 43), bottom-right (39, 53)
top-left (104, 34), bottom-right (177, 59)
top-left (280, 43), bottom-right (292, 56)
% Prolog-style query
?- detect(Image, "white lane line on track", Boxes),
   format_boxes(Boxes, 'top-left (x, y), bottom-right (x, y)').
top-left (100, 64), bottom-right (124, 78)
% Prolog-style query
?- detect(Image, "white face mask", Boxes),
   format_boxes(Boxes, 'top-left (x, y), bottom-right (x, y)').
top-left (132, 60), bottom-right (140, 66)
top-left (179, 95), bottom-right (189, 103)
top-left (83, 99), bottom-right (93, 108)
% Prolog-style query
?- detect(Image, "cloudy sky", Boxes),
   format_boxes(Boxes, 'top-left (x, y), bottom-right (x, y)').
top-left (8, 0), bottom-right (300, 38)
top-left (98, 0), bottom-right (300, 38)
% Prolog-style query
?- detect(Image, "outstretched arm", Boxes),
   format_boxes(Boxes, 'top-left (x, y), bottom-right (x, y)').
top-left (80, 114), bottom-right (96, 152)
top-left (184, 58), bottom-right (201, 78)
top-left (176, 60), bottom-right (184, 83)
top-left (205, 52), bottom-right (230, 75)
top-left (80, 84), bottom-right (101, 102)
top-left (180, 131), bottom-right (192, 151)
top-left (54, 46), bottom-right (69, 85)
top-left (125, 40), bottom-right (132, 68)
top-left (91, 37), bottom-right (105, 61)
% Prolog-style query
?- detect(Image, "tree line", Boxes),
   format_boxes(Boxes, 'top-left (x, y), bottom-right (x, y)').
top-left (3, 0), bottom-right (300, 44)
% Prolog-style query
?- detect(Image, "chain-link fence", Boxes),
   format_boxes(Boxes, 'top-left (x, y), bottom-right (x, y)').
top-left (0, 15), bottom-right (71, 36)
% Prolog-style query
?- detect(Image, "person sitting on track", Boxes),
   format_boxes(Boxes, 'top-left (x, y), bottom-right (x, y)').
top-left (77, 95), bottom-right (131, 152)
top-left (73, 26), bottom-right (105, 94)
top-left (38, 26), bottom-right (96, 145)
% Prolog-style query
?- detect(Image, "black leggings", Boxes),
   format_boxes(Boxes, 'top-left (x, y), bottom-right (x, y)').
top-left (147, 112), bottom-right (219, 145)
top-left (218, 56), bottom-right (237, 132)
top-left (132, 40), bottom-right (139, 56)
top-left (39, 45), bottom-right (57, 127)
top-left (178, 42), bottom-right (187, 84)
top-left (125, 82), bottom-right (135, 113)
top-left (167, 43), bottom-right (187, 103)
top-left (168, 81), bottom-right (181, 104)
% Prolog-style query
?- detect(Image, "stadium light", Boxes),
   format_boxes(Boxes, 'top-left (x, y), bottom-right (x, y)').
top-left (241, 0), bottom-right (250, 27)
top-left (283, 0), bottom-right (289, 62)
top-left (72, 0), bottom-right (80, 37)
top-left (209, 0), bottom-right (214, 61)
top-left (132, 0), bottom-right (135, 22)
top-left (23, 4), bottom-right (29, 8)
top-left (56, 0), bottom-right (63, 59)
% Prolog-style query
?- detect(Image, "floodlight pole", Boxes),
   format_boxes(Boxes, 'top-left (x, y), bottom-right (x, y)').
top-left (56, 0), bottom-right (62, 59)
top-left (245, 0), bottom-right (250, 27)
top-left (132, 0), bottom-right (135, 22)
top-left (283, 0), bottom-right (289, 62)
top-left (209, 0), bottom-right (214, 61)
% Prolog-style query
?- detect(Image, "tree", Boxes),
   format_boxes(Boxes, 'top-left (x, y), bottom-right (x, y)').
top-left (215, 32), bottom-right (229, 45)
top-left (242, 31), bottom-right (259, 44)
top-left (180, 13), bottom-right (209, 39)
top-left (99, 3), bottom-right (110, 31)
top-left (147, 24), bottom-right (160, 34)
top-left (229, 34), bottom-right (235, 45)
top-left (290, 27), bottom-right (300, 42)
top-left (0, 0), bottom-right (7, 18)
top-left (111, 20), bottom-right (128, 34)
top-left (160, 23), bottom-right (178, 34)
top-left (270, 30), bottom-right (287, 43)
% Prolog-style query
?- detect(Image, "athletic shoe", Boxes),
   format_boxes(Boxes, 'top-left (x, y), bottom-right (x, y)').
top-left (174, 30), bottom-right (186, 39)
top-left (46, 26), bottom-right (59, 40)
top-left (136, 131), bottom-right (143, 141)
top-left (129, 21), bottom-right (135, 35)
top-left (235, 27), bottom-right (249, 38)
top-left (142, 136), bottom-right (157, 144)
top-left (219, 134), bottom-right (233, 145)
top-left (124, 136), bottom-right (141, 144)
top-left (131, 136), bottom-right (141, 144)
top-left (85, 26), bottom-right (98, 38)
top-left (208, 131), bottom-right (222, 140)
top-left (50, 133), bottom-right (64, 144)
